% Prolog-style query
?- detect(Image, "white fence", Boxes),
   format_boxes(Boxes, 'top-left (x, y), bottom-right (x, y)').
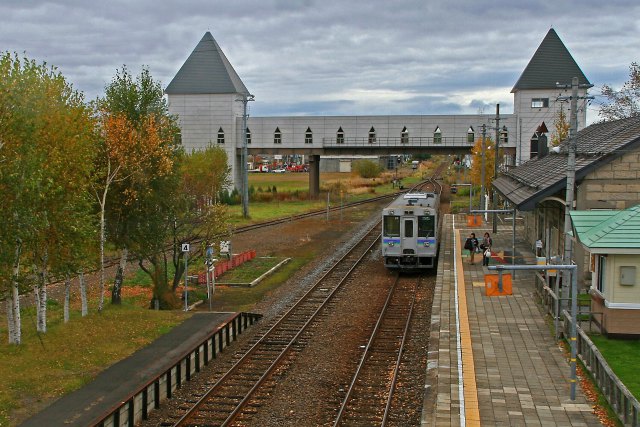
top-left (534, 272), bottom-right (640, 426)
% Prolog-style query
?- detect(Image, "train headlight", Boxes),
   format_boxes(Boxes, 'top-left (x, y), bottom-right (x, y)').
top-left (388, 242), bottom-right (394, 247)
top-left (424, 242), bottom-right (430, 247)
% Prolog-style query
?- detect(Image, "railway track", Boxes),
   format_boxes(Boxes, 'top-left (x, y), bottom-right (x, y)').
top-left (173, 221), bottom-right (382, 426)
top-left (333, 274), bottom-right (419, 427)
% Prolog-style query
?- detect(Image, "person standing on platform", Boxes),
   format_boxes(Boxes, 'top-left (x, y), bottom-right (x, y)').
top-left (464, 232), bottom-right (479, 264)
top-left (481, 232), bottom-right (493, 266)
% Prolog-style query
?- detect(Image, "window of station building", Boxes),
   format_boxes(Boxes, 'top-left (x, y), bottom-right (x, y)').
top-left (217, 127), bottom-right (225, 144)
top-left (500, 126), bottom-right (508, 144)
top-left (531, 98), bottom-right (549, 108)
top-left (529, 133), bottom-right (539, 158)
top-left (305, 127), bottom-right (313, 144)
top-left (383, 215), bottom-right (400, 237)
top-left (401, 126), bottom-right (409, 144)
top-left (368, 127), bottom-right (376, 144)
top-left (245, 127), bottom-right (251, 144)
top-left (467, 126), bottom-right (475, 143)
top-left (274, 127), bottom-right (282, 144)
top-left (336, 127), bottom-right (345, 144)
top-left (418, 215), bottom-right (435, 237)
top-left (434, 126), bottom-right (442, 144)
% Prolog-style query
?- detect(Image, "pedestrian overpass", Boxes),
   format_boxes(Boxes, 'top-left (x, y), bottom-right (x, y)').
top-left (238, 136), bottom-right (512, 198)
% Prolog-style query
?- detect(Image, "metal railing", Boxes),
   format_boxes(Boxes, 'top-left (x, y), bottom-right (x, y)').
top-left (534, 272), bottom-right (640, 426)
top-left (321, 136), bottom-right (475, 148)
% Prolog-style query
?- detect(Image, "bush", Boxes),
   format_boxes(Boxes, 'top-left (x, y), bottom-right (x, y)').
top-left (353, 159), bottom-right (383, 178)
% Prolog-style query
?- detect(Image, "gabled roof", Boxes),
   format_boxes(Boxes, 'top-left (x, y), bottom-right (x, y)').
top-left (165, 32), bottom-right (249, 95)
top-left (511, 28), bottom-right (590, 93)
top-left (493, 116), bottom-right (640, 210)
top-left (571, 205), bottom-right (640, 249)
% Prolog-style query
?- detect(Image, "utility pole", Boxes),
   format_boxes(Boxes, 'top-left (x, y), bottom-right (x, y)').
top-left (240, 94), bottom-right (255, 218)
top-left (492, 104), bottom-right (500, 234)
top-left (556, 76), bottom-right (593, 401)
top-left (556, 77), bottom-right (593, 267)
top-left (563, 77), bottom-right (579, 268)
top-left (480, 124), bottom-right (486, 212)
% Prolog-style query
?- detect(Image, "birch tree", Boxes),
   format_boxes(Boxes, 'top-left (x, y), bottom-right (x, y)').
top-left (94, 66), bottom-right (178, 308)
top-left (0, 52), bottom-right (96, 340)
top-left (599, 62), bottom-right (640, 121)
top-left (97, 67), bottom-right (178, 309)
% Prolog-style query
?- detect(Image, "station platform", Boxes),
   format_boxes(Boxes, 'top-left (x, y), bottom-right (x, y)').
top-left (20, 312), bottom-right (259, 427)
top-left (422, 214), bottom-right (602, 426)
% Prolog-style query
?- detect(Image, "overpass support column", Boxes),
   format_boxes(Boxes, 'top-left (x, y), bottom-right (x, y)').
top-left (309, 155), bottom-right (320, 199)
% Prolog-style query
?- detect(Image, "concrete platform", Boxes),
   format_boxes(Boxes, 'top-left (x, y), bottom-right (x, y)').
top-left (423, 214), bottom-right (601, 426)
top-left (20, 312), bottom-right (257, 427)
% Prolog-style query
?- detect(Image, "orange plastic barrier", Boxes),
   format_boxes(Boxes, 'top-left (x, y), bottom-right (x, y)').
top-left (484, 273), bottom-right (512, 296)
top-left (466, 214), bottom-right (482, 227)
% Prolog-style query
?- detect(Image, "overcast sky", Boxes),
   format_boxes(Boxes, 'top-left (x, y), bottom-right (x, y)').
top-left (2, 1), bottom-right (637, 123)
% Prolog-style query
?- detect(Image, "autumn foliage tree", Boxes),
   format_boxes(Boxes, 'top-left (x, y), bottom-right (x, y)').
top-left (94, 66), bottom-right (181, 309)
top-left (172, 147), bottom-right (232, 291)
top-left (469, 135), bottom-right (500, 195)
top-left (93, 67), bottom-right (177, 308)
top-left (551, 107), bottom-right (570, 147)
top-left (0, 52), bottom-right (96, 342)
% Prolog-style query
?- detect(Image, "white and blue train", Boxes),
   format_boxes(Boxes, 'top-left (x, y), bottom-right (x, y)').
top-left (382, 192), bottom-right (440, 270)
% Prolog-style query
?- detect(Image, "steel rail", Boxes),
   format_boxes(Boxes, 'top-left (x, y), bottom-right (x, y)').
top-left (173, 221), bottom-right (382, 427)
top-left (333, 276), bottom-right (418, 426)
top-left (381, 280), bottom-right (418, 425)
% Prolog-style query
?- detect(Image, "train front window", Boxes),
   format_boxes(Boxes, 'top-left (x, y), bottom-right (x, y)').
top-left (383, 216), bottom-right (400, 237)
top-left (418, 215), bottom-right (435, 237)
top-left (404, 219), bottom-right (414, 238)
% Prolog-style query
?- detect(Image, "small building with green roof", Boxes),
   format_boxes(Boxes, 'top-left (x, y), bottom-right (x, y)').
top-left (570, 205), bottom-right (640, 336)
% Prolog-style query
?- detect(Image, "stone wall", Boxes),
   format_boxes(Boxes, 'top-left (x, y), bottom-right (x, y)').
top-left (579, 149), bottom-right (640, 210)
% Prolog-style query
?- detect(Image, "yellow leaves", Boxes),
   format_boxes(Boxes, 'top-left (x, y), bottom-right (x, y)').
top-left (100, 111), bottom-right (174, 177)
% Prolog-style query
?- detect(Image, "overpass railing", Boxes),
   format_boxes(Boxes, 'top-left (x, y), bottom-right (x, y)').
top-left (322, 136), bottom-right (474, 148)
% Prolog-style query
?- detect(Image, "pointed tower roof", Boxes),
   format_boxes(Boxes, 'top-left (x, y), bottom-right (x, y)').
top-left (511, 29), bottom-right (590, 93)
top-left (165, 32), bottom-right (249, 95)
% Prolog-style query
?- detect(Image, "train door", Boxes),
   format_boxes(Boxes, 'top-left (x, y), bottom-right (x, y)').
top-left (401, 217), bottom-right (415, 253)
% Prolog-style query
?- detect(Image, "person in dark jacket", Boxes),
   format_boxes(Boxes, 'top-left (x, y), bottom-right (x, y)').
top-left (464, 232), bottom-right (479, 264)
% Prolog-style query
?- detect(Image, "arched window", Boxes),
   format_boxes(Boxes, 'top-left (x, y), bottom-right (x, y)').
top-left (368, 126), bottom-right (376, 144)
top-left (434, 126), bottom-right (442, 144)
top-left (467, 126), bottom-right (475, 143)
top-left (246, 127), bottom-right (251, 144)
top-left (401, 126), bottom-right (409, 144)
top-left (305, 127), bottom-right (313, 144)
top-left (530, 133), bottom-right (539, 158)
top-left (217, 127), bottom-right (225, 144)
top-left (274, 127), bottom-right (282, 144)
top-left (336, 127), bottom-right (344, 144)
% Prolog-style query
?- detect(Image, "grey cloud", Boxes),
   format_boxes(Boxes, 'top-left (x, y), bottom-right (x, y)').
top-left (1, 0), bottom-right (637, 122)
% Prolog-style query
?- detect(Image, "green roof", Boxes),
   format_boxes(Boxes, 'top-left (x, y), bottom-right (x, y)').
top-left (570, 205), bottom-right (640, 249)
top-left (511, 28), bottom-right (590, 92)
top-left (165, 32), bottom-right (249, 95)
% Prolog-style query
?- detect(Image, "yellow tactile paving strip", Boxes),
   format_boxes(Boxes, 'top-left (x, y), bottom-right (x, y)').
top-left (454, 228), bottom-right (481, 426)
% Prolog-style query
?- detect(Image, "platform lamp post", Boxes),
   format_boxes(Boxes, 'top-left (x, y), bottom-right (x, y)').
top-left (492, 104), bottom-right (500, 234)
top-left (238, 94), bottom-right (255, 219)
top-left (480, 124), bottom-right (487, 214)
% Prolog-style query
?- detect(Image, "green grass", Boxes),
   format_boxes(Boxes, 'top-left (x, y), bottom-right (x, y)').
top-left (217, 257), bottom-right (286, 284)
top-left (211, 257), bottom-right (310, 312)
top-left (0, 167), bottom-right (417, 425)
top-left (0, 297), bottom-right (188, 426)
top-left (589, 334), bottom-right (640, 400)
